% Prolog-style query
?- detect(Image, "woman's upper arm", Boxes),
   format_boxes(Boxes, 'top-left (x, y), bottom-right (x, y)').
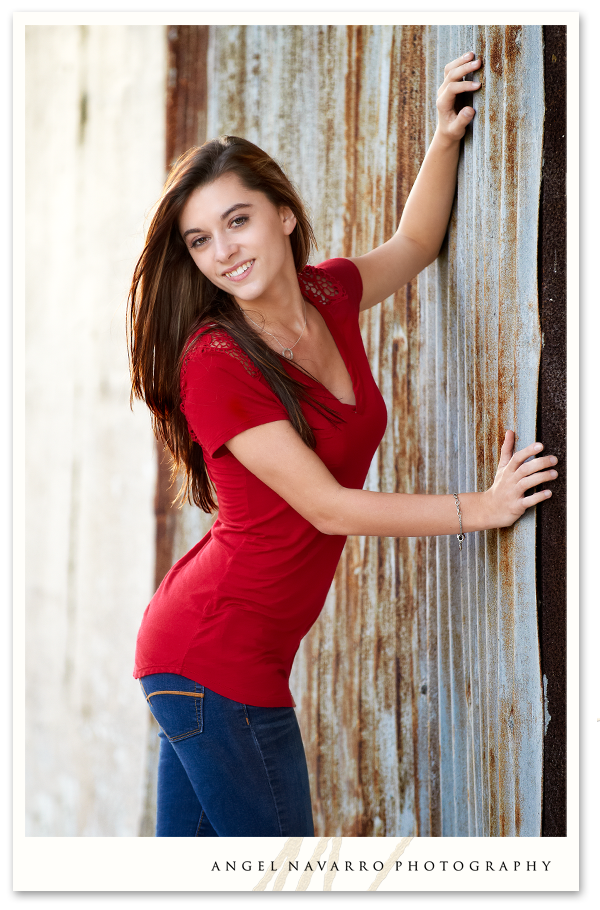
top-left (350, 233), bottom-right (431, 311)
top-left (224, 420), bottom-right (344, 535)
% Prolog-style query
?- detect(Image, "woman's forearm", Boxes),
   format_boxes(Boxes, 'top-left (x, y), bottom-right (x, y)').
top-left (395, 130), bottom-right (461, 264)
top-left (319, 433), bottom-right (557, 538)
top-left (321, 487), bottom-right (489, 538)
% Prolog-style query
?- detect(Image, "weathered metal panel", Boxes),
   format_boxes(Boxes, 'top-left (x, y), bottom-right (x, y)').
top-left (167, 23), bottom-right (545, 836)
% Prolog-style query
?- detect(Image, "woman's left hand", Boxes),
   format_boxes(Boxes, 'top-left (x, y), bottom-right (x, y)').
top-left (482, 430), bottom-right (558, 529)
top-left (436, 52), bottom-right (482, 143)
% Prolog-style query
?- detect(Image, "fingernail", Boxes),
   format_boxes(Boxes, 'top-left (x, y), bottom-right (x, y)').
top-left (534, 443), bottom-right (543, 452)
top-left (463, 52), bottom-right (472, 58)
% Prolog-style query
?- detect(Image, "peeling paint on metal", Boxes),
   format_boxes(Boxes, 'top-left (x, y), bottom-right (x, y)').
top-left (167, 23), bottom-right (545, 837)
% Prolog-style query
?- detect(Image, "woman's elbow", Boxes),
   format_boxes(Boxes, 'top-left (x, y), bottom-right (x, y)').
top-left (313, 515), bottom-right (341, 536)
top-left (287, 482), bottom-right (348, 536)
top-left (296, 497), bottom-right (345, 536)
top-left (308, 504), bottom-right (347, 536)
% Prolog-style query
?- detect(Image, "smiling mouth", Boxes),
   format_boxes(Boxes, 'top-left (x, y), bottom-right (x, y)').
top-left (224, 259), bottom-right (255, 280)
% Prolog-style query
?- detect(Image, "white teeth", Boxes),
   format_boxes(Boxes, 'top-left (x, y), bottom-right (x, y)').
top-left (225, 260), bottom-right (253, 278)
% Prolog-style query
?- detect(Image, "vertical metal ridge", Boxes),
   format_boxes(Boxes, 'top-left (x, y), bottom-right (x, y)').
top-left (496, 23), bottom-right (519, 837)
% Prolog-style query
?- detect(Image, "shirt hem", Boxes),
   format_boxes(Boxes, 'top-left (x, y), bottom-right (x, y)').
top-left (134, 664), bottom-right (294, 708)
top-left (134, 664), bottom-right (183, 680)
top-left (206, 413), bottom-right (288, 458)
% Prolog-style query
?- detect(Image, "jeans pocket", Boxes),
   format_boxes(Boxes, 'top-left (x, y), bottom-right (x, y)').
top-left (140, 674), bottom-right (204, 742)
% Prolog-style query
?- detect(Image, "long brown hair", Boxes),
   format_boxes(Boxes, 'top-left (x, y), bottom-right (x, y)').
top-left (127, 135), bottom-right (340, 512)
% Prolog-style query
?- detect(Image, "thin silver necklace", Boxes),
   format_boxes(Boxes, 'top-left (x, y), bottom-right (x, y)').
top-left (243, 297), bottom-right (307, 361)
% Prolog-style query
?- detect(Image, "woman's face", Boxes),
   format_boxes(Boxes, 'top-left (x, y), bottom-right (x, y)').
top-left (178, 172), bottom-right (297, 303)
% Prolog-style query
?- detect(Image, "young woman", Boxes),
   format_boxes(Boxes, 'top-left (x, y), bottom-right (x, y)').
top-left (128, 53), bottom-right (558, 837)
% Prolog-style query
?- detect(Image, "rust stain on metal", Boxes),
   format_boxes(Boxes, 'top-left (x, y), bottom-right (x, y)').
top-left (504, 25), bottom-right (522, 68)
top-left (166, 25), bottom-right (209, 166)
top-left (489, 27), bottom-right (504, 76)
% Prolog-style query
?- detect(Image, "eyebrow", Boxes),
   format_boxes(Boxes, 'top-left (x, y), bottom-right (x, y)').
top-left (182, 203), bottom-right (254, 239)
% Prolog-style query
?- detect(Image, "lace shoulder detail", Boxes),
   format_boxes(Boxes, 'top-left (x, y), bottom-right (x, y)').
top-left (182, 326), bottom-right (259, 378)
top-left (298, 264), bottom-right (348, 306)
top-left (179, 327), bottom-right (259, 444)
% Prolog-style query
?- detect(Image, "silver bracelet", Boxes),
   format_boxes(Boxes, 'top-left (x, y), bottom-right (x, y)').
top-left (453, 493), bottom-right (465, 551)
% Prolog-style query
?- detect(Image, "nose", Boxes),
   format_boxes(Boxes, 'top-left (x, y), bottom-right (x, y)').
top-left (213, 232), bottom-right (238, 264)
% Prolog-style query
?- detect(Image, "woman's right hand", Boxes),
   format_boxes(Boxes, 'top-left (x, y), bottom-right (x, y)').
top-left (436, 51), bottom-right (482, 143)
top-left (482, 430), bottom-right (558, 529)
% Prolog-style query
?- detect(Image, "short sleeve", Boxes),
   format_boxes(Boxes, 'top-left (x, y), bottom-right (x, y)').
top-left (299, 258), bottom-right (363, 313)
top-left (181, 336), bottom-right (288, 457)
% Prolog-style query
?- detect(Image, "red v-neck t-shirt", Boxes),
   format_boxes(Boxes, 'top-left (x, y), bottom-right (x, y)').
top-left (133, 258), bottom-right (387, 706)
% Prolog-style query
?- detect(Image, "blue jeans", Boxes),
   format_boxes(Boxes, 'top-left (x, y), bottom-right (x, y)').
top-left (139, 673), bottom-right (314, 837)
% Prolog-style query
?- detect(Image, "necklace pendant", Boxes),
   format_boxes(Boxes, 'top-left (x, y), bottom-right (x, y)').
top-left (282, 348), bottom-right (294, 360)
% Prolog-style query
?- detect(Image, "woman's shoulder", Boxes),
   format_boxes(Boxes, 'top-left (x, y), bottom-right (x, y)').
top-left (181, 324), bottom-right (260, 381)
top-left (298, 258), bottom-right (363, 310)
top-left (179, 324), bottom-right (265, 433)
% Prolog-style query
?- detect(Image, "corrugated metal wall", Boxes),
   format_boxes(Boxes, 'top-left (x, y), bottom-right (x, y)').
top-left (163, 23), bottom-right (545, 837)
